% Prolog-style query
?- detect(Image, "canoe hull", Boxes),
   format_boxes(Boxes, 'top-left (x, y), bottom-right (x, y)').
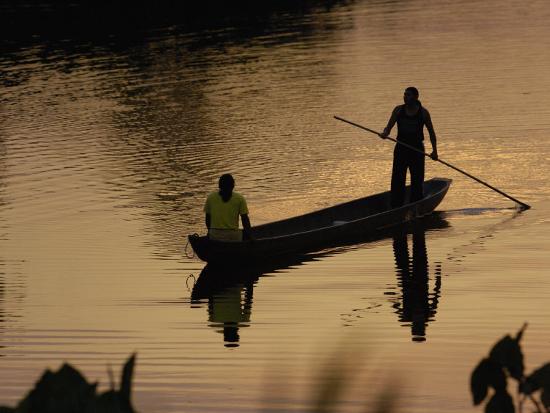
top-left (189, 178), bottom-right (451, 264)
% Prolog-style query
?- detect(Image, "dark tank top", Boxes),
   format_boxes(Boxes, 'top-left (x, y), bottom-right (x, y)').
top-left (396, 103), bottom-right (425, 146)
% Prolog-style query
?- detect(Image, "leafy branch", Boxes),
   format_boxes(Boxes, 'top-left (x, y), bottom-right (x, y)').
top-left (470, 324), bottom-right (550, 413)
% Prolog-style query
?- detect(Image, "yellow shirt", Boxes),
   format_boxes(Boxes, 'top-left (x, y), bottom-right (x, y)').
top-left (204, 191), bottom-right (249, 230)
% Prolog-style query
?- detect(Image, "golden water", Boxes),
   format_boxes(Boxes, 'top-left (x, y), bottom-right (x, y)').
top-left (1, 1), bottom-right (550, 411)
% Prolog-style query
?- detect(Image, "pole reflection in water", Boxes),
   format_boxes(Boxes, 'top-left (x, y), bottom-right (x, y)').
top-left (191, 265), bottom-right (258, 348)
top-left (390, 225), bottom-right (442, 342)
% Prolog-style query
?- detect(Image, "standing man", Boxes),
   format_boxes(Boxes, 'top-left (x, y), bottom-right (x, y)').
top-left (381, 87), bottom-right (438, 207)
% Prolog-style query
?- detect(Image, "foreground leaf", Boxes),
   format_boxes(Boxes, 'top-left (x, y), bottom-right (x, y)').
top-left (485, 391), bottom-right (515, 413)
top-left (541, 388), bottom-right (550, 410)
top-left (471, 358), bottom-right (506, 405)
top-left (522, 363), bottom-right (550, 395)
top-left (514, 323), bottom-right (527, 343)
top-left (489, 335), bottom-right (524, 380)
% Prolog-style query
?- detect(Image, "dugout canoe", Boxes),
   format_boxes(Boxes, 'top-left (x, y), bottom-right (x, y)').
top-left (188, 177), bottom-right (451, 264)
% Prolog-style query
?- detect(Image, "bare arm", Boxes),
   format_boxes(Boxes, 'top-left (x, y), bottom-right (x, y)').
top-left (241, 214), bottom-right (255, 241)
top-left (381, 106), bottom-right (401, 138)
top-left (423, 108), bottom-right (438, 160)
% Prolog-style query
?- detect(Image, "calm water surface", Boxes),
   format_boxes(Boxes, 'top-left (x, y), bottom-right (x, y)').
top-left (1, 1), bottom-right (550, 412)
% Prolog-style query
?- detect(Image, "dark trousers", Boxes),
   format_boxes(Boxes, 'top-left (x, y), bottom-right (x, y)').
top-left (391, 144), bottom-right (425, 208)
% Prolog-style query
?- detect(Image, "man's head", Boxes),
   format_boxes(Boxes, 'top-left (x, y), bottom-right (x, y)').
top-left (218, 173), bottom-right (235, 192)
top-left (223, 323), bottom-right (240, 346)
top-left (403, 86), bottom-right (419, 105)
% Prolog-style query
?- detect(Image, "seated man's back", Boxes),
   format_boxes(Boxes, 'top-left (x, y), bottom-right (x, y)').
top-left (204, 174), bottom-right (253, 242)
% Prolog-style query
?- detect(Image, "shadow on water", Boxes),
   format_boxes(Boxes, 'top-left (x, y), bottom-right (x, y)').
top-left (1, 1), bottom-right (353, 36)
top-left (443, 206), bottom-right (520, 216)
top-left (385, 207), bottom-right (525, 342)
top-left (0, 1), bottom-right (354, 98)
top-left (1, 0), bottom-right (354, 55)
top-left (0, 1), bottom-right (357, 256)
top-left (190, 251), bottom-right (324, 348)
top-left (191, 213), bottom-right (450, 347)
top-left (192, 266), bottom-right (254, 348)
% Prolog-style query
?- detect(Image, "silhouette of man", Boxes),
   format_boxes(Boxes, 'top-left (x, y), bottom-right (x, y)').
top-left (381, 87), bottom-right (438, 207)
top-left (204, 174), bottom-right (254, 241)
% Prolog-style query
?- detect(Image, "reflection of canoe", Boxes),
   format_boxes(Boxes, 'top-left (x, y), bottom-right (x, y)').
top-left (188, 177), bottom-right (451, 264)
top-left (191, 264), bottom-right (263, 301)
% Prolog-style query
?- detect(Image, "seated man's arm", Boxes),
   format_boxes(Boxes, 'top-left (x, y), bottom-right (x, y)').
top-left (204, 195), bottom-right (212, 232)
top-left (241, 214), bottom-right (255, 241)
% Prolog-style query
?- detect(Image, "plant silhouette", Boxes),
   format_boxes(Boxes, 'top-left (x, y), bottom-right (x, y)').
top-left (0, 354), bottom-right (136, 413)
top-left (471, 324), bottom-right (550, 413)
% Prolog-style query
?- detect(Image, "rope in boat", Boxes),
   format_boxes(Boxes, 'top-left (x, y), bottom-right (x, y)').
top-left (185, 273), bottom-right (196, 291)
top-left (184, 233), bottom-right (199, 259)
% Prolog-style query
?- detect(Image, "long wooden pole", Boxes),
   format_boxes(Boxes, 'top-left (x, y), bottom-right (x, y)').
top-left (334, 115), bottom-right (531, 210)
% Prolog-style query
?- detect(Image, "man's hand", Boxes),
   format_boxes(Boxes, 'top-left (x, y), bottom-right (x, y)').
top-left (379, 130), bottom-right (389, 139)
top-left (430, 150), bottom-right (438, 161)
top-left (241, 214), bottom-right (255, 242)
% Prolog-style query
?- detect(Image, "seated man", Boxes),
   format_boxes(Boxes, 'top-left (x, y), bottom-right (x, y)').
top-left (204, 174), bottom-right (254, 241)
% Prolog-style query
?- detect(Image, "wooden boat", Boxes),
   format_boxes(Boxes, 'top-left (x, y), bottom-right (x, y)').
top-left (188, 177), bottom-right (451, 264)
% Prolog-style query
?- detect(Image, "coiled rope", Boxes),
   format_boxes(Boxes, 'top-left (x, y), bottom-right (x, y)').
top-left (184, 233), bottom-right (199, 259)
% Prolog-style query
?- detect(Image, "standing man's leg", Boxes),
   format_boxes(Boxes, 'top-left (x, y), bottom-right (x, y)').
top-left (391, 146), bottom-right (408, 207)
top-left (409, 149), bottom-right (425, 202)
top-left (410, 226), bottom-right (429, 339)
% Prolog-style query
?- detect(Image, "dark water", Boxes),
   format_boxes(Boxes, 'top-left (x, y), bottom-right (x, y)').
top-left (1, 1), bottom-right (550, 412)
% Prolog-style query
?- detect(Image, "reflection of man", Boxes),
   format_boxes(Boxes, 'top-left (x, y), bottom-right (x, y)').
top-left (391, 227), bottom-right (441, 342)
top-left (192, 265), bottom-right (257, 348)
top-left (208, 283), bottom-right (253, 348)
top-left (204, 174), bottom-right (254, 241)
top-left (381, 87), bottom-right (438, 207)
